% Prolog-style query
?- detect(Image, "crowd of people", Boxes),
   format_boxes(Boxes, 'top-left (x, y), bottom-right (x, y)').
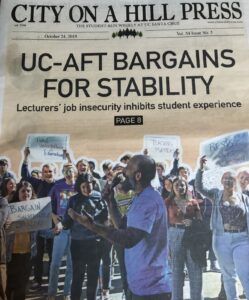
top-left (0, 147), bottom-right (249, 300)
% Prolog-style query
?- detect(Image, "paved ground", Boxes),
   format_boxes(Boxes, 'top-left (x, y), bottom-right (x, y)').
top-left (26, 260), bottom-right (244, 300)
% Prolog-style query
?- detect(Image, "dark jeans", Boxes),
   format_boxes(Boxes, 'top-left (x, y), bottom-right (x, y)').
top-left (6, 253), bottom-right (32, 300)
top-left (34, 236), bottom-right (53, 284)
top-left (128, 289), bottom-right (171, 300)
top-left (114, 244), bottom-right (129, 298)
top-left (99, 238), bottom-right (112, 290)
top-left (70, 239), bottom-right (101, 300)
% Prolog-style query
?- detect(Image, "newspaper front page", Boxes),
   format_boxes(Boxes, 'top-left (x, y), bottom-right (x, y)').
top-left (1, 0), bottom-right (249, 298)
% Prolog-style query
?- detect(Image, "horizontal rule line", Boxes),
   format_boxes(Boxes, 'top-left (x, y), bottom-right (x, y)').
top-left (11, 38), bottom-right (109, 41)
top-left (12, 30), bottom-right (109, 33)
top-left (146, 27), bottom-right (244, 31)
top-left (146, 34), bottom-right (244, 39)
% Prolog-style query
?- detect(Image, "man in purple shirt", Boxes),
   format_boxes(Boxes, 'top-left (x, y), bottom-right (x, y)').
top-left (68, 155), bottom-right (171, 300)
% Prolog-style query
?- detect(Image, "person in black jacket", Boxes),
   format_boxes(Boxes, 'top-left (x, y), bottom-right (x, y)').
top-left (21, 147), bottom-right (56, 288)
top-left (59, 173), bottom-right (108, 300)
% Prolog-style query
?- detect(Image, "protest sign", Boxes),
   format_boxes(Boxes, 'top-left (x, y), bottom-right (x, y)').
top-left (27, 134), bottom-right (69, 162)
top-left (7, 197), bottom-right (52, 234)
top-left (200, 131), bottom-right (249, 168)
top-left (202, 168), bottom-right (224, 190)
top-left (144, 135), bottom-right (181, 162)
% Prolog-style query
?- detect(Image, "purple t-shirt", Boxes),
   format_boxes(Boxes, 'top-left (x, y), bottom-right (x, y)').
top-left (125, 186), bottom-right (171, 296)
top-left (49, 180), bottom-right (76, 217)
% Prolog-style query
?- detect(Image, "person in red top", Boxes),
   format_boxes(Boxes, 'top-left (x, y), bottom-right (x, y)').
top-left (165, 177), bottom-right (204, 300)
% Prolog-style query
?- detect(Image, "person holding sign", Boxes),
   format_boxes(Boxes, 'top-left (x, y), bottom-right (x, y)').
top-left (22, 147), bottom-right (56, 289)
top-left (6, 181), bottom-right (37, 300)
top-left (22, 147), bottom-right (56, 197)
top-left (195, 156), bottom-right (249, 300)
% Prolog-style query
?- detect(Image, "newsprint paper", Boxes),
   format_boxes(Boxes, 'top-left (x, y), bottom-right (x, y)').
top-left (0, 0), bottom-right (249, 298)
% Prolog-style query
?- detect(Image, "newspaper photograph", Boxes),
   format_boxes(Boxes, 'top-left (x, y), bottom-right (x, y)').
top-left (0, 0), bottom-right (249, 299)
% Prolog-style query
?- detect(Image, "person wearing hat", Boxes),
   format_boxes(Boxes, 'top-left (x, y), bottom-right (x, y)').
top-left (0, 159), bottom-right (14, 195)
top-left (60, 173), bottom-right (108, 300)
